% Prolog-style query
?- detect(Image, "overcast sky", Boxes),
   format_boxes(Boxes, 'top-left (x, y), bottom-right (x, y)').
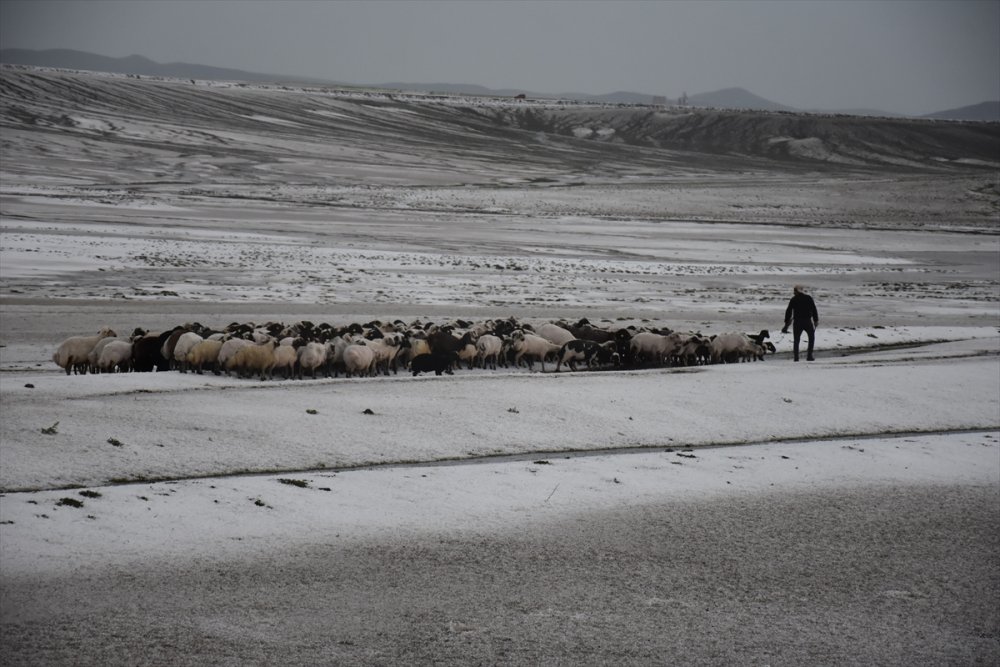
top-left (1, 0), bottom-right (997, 115)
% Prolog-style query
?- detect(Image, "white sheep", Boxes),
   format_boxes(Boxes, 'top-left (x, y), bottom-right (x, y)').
top-left (511, 332), bottom-right (562, 371)
top-left (629, 331), bottom-right (685, 365)
top-left (159, 328), bottom-right (188, 369)
top-left (87, 336), bottom-right (124, 373)
top-left (97, 340), bottom-right (133, 373)
top-left (53, 327), bottom-right (117, 375)
top-left (535, 322), bottom-right (576, 346)
top-left (325, 335), bottom-right (354, 377)
top-left (710, 333), bottom-right (759, 364)
top-left (296, 341), bottom-right (328, 379)
top-left (475, 334), bottom-right (503, 370)
top-left (365, 334), bottom-right (407, 375)
top-left (272, 344), bottom-right (299, 379)
top-left (217, 338), bottom-right (253, 375)
top-left (342, 343), bottom-right (376, 377)
top-left (173, 331), bottom-right (205, 372)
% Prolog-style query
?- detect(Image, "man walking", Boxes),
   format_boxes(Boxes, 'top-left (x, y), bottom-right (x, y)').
top-left (782, 285), bottom-right (819, 361)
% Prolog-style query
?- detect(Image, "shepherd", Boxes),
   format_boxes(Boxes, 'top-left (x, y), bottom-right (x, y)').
top-left (781, 285), bottom-right (819, 362)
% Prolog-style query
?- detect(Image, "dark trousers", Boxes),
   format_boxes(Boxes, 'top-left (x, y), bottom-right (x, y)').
top-left (792, 319), bottom-right (815, 361)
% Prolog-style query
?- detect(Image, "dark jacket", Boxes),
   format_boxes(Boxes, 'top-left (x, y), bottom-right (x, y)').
top-left (785, 293), bottom-right (818, 325)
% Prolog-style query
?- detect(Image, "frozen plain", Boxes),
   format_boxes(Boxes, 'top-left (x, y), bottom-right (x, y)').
top-left (0, 66), bottom-right (999, 665)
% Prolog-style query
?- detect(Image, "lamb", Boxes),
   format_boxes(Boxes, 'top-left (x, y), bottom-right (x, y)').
top-left (555, 339), bottom-right (620, 372)
top-left (743, 330), bottom-right (774, 361)
top-left (612, 328), bottom-right (635, 365)
top-left (97, 340), bottom-right (133, 373)
top-left (226, 339), bottom-right (278, 380)
top-left (499, 336), bottom-right (519, 368)
top-left (186, 339), bottom-right (224, 375)
top-left (53, 327), bottom-right (117, 375)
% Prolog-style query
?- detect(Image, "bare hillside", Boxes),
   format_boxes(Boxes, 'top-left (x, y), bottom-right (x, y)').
top-left (487, 106), bottom-right (1000, 169)
top-left (1, 65), bottom-right (997, 235)
top-left (2, 65), bottom-right (998, 179)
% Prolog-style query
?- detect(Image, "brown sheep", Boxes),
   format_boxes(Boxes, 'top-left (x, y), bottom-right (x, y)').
top-left (226, 340), bottom-right (278, 380)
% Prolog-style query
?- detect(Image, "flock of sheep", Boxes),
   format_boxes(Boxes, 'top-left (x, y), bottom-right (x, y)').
top-left (51, 317), bottom-right (776, 380)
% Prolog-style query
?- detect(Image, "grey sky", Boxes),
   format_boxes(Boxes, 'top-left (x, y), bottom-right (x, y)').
top-left (1, 0), bottom-right (997, 115)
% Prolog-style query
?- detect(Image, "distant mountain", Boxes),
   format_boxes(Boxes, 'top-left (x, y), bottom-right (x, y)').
top-left (922, 101), bottom-right (1000, 122)
top-left (0, 48), bottom-right (323, 84)
top-left (3, 48), bottom-right (995, 120)
top-left (687, 87), bottom-right (793, 112)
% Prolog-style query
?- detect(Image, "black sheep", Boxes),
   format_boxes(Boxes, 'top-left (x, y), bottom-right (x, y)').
top-left (410, 351), bottom-right (459, 376)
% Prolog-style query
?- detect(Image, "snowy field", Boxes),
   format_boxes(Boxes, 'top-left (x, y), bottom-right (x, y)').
top-left (0, 66), bottom-right (998, 664)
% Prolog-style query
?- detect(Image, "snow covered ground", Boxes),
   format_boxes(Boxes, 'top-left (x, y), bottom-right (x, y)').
top-left (2, 336), bottom-right (998, 559)
top-left (1, 66), bottom-right (998, 664)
